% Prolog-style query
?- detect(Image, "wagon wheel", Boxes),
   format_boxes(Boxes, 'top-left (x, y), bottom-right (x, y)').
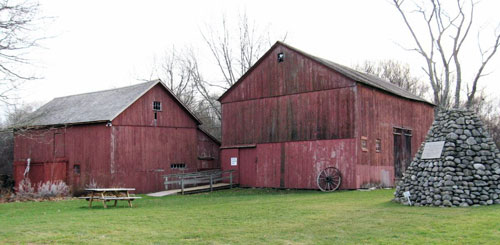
top-left (317, 167), bottom-right (342, 192)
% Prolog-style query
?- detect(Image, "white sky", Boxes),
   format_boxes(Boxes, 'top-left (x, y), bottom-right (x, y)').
top-left (5, 0), bottom-right (500, 116)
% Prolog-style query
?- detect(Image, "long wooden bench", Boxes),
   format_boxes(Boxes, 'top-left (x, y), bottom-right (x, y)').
top-left (163, 170), bottom-right (236, 194)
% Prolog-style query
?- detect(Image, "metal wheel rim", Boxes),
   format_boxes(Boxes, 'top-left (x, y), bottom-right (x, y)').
top-left (317, 167), bottom-right (342, 192)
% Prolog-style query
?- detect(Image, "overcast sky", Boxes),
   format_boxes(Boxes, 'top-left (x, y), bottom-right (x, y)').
top-left (5, 0), bottom-right (500, 116)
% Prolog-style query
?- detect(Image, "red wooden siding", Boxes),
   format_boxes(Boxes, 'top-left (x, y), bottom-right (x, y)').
top-left (14, 124), bottom-right (111, 190)
top-left (14, 82), bottom-right (220, 193)
top-left (110, 126), bottom-right (198, 193)
top-left (221, 139), bottom-right (356, 189)
top-left (222, 87), bottom-right (356, 145)
top-left (196, 129), bottom-right (220, 170)
top-left (355, 85), bottom-right (434, 187)
top-left (220, 42), bottom-right (434, 190)
top-left (220, 45), bottom-right (355, 103)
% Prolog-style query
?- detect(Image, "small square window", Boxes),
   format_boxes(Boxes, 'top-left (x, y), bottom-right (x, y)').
top-left (361, 136), bottom-right (368, 152)
top-left (73, 164), bottom-right (81, 174)
top-left (153, 101), bottom-right (162, 111)
top-left (375, 139), bottom-right (381, 153)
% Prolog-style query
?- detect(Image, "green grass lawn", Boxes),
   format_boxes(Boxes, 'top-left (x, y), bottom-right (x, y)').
top-left (1, 188), bottom-right (499, 244)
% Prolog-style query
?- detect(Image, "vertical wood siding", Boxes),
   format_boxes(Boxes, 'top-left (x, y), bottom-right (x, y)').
top-left (14, 124), bottom-right (111, 190)
top-left (220, 43), bottom-right (434, 190)
top-left (111, 126), bottom-right (198, 193)
top-left (196, 129), bottom-right (220, 170)
top-left (221, 139), bottom-right (356, 189)
top-left (356, 85), bottom-right (434, 187)
top-left (222, 88), bottom-right (356, 145)
top-left (14, 84), bottom-right (220, 193)
top-left (220, 45), bottom-right (356, 104)
top-left (113, 84), bottom-right (197, 128)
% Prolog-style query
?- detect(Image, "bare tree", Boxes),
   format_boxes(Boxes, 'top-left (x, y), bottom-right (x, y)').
top-left (466, 91), bottom-right (500, 147)
top-left (200, 12), bottom-right (274, 88)
top-left (149, 12), bottom-right (283, 139)
top-left (392, 0), bottom-right (500, 109)
top-left (150, 47), bottom-right (197, 110)
top-left (0, 0), bottom-right (43, 105)
top-left (3, 102), bottom-right (39, 127)
top-left (355, 60), bottom-right (429, 98)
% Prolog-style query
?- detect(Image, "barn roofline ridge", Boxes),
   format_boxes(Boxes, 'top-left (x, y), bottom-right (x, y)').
top-left (218, 41), bottom-right (434, 106)
top-left (16, 79), bottom-right (203, 128)
top-left (109, 79), bottom-right (202, 125)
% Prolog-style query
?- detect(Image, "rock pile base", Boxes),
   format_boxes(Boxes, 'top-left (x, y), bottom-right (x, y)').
top-left (394, 109), bottom-right (500, 207)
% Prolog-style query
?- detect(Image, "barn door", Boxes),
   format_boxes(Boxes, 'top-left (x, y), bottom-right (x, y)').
top-left (393, 128), bottom-right (412, 182)
top-left (239, 148), bottom-right (257, 187)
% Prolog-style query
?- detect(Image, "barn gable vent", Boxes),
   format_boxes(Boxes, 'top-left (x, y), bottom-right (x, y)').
top-left (277, 52), bottom-right (284, 63)
top-left (171, 163), bottom-right (186, 169)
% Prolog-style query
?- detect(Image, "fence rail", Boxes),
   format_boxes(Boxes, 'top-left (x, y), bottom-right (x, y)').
top-left (163, 169), bottom-right (236, 194)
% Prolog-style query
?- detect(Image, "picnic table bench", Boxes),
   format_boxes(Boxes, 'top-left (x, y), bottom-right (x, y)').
top-left (79, 188), bottom-right (141, 208)
top-left (163, 169), bottom-right (236, 194)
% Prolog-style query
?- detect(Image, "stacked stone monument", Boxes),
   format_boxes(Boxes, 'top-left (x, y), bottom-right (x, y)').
top-left (394, 109), bottom-right (500, 207)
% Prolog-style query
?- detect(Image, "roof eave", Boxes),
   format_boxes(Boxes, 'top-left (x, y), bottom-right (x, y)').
top-left (12, 120), bottom-right (109, 130)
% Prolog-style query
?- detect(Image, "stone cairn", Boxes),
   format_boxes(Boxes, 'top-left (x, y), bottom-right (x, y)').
top-left (394, 109), bottom-right (500, 207)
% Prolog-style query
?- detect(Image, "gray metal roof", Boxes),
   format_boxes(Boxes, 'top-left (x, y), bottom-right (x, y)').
top-left (18, 80), bottom-right (201, 127)
top-left (219, 41), bottom-right (433, 105)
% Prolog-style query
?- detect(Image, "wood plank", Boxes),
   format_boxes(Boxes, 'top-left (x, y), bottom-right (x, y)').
top-left (147, 183), bottom-right (232, 197)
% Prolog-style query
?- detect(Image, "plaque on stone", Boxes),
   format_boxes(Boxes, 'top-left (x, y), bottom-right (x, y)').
top-left (421, 141), bottom-right (445, 159)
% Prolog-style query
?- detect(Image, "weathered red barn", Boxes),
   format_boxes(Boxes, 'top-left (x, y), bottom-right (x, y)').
top-left (219, 42), bottom-right (434, 189)
top-left (13, 80), bottom-right (220, 193)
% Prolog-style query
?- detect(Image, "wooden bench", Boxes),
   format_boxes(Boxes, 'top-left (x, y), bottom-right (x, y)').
top-left (81, 188), bottom-right (141, 208)
top-left (164, 170), bottom-right (236, 194)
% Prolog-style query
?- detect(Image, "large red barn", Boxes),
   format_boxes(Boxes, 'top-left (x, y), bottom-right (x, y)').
top-left (219, 42), bottom-right (434, 189)
top-left (13, 80), bottom-right (220, 193)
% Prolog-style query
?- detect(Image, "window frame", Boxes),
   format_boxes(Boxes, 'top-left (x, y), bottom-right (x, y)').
top-left (152, 101), bottom-right (162, 111)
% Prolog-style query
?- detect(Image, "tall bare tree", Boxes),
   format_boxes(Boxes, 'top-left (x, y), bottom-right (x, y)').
top-left (200, 12), bottom-right (273, 88)
top-left (150, 47), bottom-right (197, 110)
top-left (0, 0), bottom-right (43, 105)
top-left (150, 12), bottom-right (283, 139)
top-left (355, 60), bottom-right (429, 98)
top-left (392, 0), bottom-right (500, 109)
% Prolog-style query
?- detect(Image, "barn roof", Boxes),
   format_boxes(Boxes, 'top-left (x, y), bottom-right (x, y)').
top-left (17, 80), bottom-right (202, 127)
top-left (218, 41), bottom-right (433, 105)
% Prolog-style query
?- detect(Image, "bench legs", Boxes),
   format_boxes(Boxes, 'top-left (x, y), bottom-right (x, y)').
top-left (101, 192), bottom-right (108, 208)
top-left (89, 191), bottom-right (94, 208)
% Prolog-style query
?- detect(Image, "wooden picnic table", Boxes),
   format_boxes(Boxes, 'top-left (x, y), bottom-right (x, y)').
top-left (80, 188), bottom-right (141, 208)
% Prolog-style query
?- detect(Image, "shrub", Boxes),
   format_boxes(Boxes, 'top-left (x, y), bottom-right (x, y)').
top-left (15, 178), bottom-right (36, 200)
top-left (37, 180), bottom-right (70, 199)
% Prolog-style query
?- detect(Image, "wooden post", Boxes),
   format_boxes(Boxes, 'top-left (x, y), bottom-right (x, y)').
top-left (89, 190), bottom-right (94, 208)
top-left (181, 177), bottom-right (184, 195)
top-left (126, 190), bottom-right (132, 208)
top-left (101, 192), bottom-right (107, 208)
top-left (229, 172), bottom-right (233, 189)
top-left (210, 174), bottom-right (213, 192)
top-left (164, 176), bottom-right (169, 190)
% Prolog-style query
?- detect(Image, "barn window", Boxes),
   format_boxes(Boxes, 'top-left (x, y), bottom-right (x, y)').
top-left (375, 139), bottom-right (381, 153)
top-left (73, 164), bottom-right (81, 174)
top-left (361, 136), bottom-right (368, 152)
top-left (170, 163), bottom-right (186, 169)
top-left (153, 101), bottom-right (162, 111)
top-left (277, 52), bottom-right (284, 62)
